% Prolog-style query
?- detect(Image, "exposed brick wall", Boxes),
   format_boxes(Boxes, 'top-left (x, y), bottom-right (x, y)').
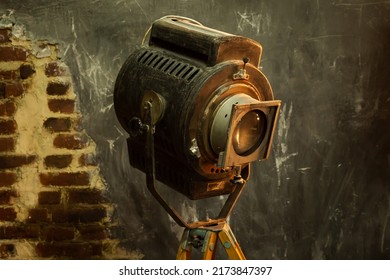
top-left (0, 20), bottom-right (137, 259)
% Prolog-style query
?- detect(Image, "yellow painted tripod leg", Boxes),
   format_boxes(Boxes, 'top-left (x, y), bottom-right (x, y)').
top-left (176, 223), bottom-right (245, 260)
top-left (218, 223), bottom-right (246, 260)
top-left (202, 231), bottom-right (218, 260)
top-left (176, 229), bottom-right (191, 260)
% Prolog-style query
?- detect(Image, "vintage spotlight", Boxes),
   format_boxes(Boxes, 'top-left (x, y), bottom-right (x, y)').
top-left (114, 16), bottom-right (281, 234)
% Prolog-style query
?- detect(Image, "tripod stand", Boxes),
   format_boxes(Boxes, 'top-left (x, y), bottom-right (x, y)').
top-left (177, 221), bottom-right (245, 260)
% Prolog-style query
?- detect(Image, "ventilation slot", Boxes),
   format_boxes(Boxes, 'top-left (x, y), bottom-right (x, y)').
top-left (186, 68), bottom-right (200, 82)
top-left (169, 62), bottom-right (181, 75)
top-left (137, 50), bottom-right (148, 62)
top-left (181, 67), bottom-right (194, 79)
top-left (146, 53), bottom-right (159, 66)
top-left (153, 56), bottom-right (164, 68)
top-left (157, 58), bottom-right (170, 70)
top-left (139, 51), bottom-right (149, 63)
top-left (137, 50), bottom-right (201, 82)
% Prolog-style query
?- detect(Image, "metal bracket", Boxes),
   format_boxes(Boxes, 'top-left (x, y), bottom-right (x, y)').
top-left (142, 100), bottom-right (248, 229)
top-left (177, 221), bottom-right (246, 259)
top-left (233, 57), bottom-right (250, 80)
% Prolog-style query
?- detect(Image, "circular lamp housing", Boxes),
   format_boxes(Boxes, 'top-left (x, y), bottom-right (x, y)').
top-left (114, 16), bottom-right (281, 200)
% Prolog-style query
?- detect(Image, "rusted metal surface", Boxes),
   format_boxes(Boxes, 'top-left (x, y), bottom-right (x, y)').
top-left (114, 16), bottom-right (279, 200)
top-left (150, 16), bottom-right (262, 66)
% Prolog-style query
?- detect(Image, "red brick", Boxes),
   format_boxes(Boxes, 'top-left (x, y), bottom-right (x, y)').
top-left (44, 154), bottom-right (72, 168)
top-left (0, 119), bottom-right (17, 134)
top-left (68, 189), bottom-right (107, 204)
top-left (48, 98), bottom-right (75, 113)
top-left (7, 83), bottom-right (24, 98)
top-left (78, 224), bottom-right (107, 240)
top-left (0, 137), bottom-right (15, 152)
top-left (0, 70), bottom-right (18, 80)
top-left (0, 189), bottom-right (18, 204)
top-left (0, 225), bottom-right (40, 239)
top-left (43, 117), bottom-right (72, 132)
top-left (19, 63), bottom-right (35, 79)
top-left (0, 101), bottom-right (16, 116)
top-left (38, 191), bottom-right (61, 205)
top-left (0, 155), bottom-right (36, 169)
top-left (45, 226), bottom-right (75, 241)
top-left (0, 46), bottom-right (27, 61)
top-left (39, 172), bottom-right (90, 186)
top-left (27, 208), bottom-right (48, 223)
top-left (36, 241), bottom-right (102, 259)
top-left (0, 243), bottom-right (16, 259)
top-left (0, 207), bottom-right (17, 221)
top-left (45, 62), bottom-right (68, 77)
top-left (53, 133), bottom-right (89, 150)
top-left (52, 206), bottom-right (106, 223)
top-left (0, 172), bottom-right (17, 187)
top-left (0, 29), bottom-right (11, 43)
top-left (0, 82), bottom-right (24, 98)
top-left (46, 81), bottom-right (70, 95)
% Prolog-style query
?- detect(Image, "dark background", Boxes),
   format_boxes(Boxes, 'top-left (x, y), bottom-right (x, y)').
top-left (1, 0), bottom-right (389, 259)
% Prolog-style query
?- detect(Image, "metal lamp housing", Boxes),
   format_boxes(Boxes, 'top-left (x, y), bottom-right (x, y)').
top-left (114, 16), bottom-right (281, 200)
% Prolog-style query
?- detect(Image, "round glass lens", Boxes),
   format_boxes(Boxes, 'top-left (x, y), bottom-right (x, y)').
top-left (233, 110), bottom-right (267, 155)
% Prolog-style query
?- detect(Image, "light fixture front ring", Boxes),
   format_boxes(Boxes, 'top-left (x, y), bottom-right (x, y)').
top-left (209, 93), bottom-right (262, 156)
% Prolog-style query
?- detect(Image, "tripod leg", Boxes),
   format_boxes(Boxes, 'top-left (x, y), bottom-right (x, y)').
top-left (218, 223), bottom-right (246, 260)
top-left (176, 229), bottom-right (192, 259)
top-left (202, 231), bottom-right (218, 260)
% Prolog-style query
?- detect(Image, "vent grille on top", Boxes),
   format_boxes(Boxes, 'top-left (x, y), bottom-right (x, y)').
top-left (137, 50), bottom-right (201, 82)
